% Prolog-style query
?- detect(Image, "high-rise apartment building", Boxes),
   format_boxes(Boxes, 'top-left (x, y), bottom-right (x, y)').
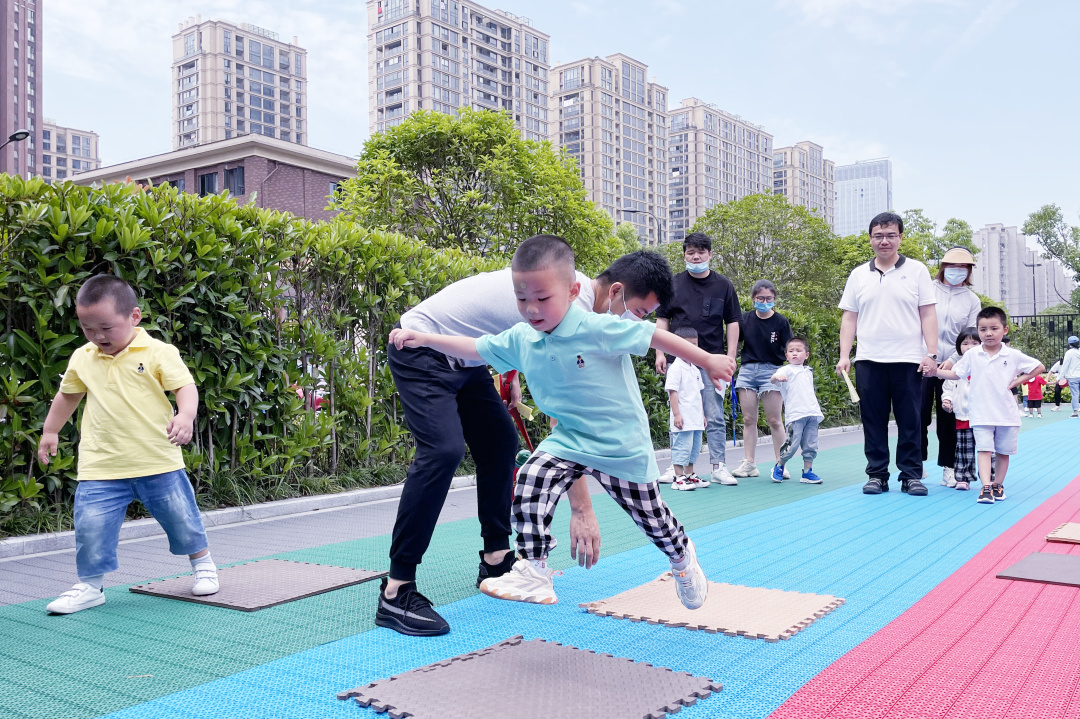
top-left (548, 55), bottom-right (668, 244)
top-left (171, 16), bottom-right (308, 150)
top-left (41, 119), bottom-right (100, 184)
top-left (366, 0), bottom-right (551, 141)
top-left (773, 141), bottom-right (835, 230)
top-left (0, 0), bottom-right (41, 177)
top-left (667, 97), bottom-right (773, 242)
top-left (834, 158), bottom-right (893, 237)
top-left (971, 223), bottom-right (1075, 316)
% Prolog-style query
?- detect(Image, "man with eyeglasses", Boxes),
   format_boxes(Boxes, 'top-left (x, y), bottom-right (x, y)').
top-left (836, 212), bottom-right (939, 496)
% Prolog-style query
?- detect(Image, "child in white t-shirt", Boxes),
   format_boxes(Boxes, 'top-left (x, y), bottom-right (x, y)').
top-left (769, 337), bottom-right (824, 484)
top-left (941, 326), bottom-right (989, 491)
top-left (666, 327), bottom-right (709, 490)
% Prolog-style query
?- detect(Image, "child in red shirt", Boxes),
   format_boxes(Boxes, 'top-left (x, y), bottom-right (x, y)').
top-left (1026, 373), bottom-right (1048, 418)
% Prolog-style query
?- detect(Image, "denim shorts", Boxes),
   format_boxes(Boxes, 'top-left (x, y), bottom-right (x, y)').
top-left (74, 468), bottom-right (208, 579)
top-left (669, 430), bottom-right (703, 466)
top-left (972, 425), bottom-right (1019, 455)
top-left (735, 362), bottom-right (782, 394)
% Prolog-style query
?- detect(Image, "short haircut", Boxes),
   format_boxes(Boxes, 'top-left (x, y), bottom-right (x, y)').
top-left (76, 274), bottom-right (138, 315)
top-left (977, 306), bottom-right (1008, 326)
top-left (869, 211), bottom-right (904, 236)
top-left (682, 231), bottom-right (712, 253)
top-left (751, 279), bottom-right (777, 298)
top-left (673, 326), bottom-right (698, 341)
top-left (512, 234), bottom-right (575, 281)
top-left (596, 250), bottom-right (674, 308)
top-left (786, 336), bottom-right (809, 353)
top-left (955, 326), bottom-right (980, 355)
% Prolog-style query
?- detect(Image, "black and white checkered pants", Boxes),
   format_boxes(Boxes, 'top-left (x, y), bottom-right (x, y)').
top-left (514, 451), bottom-right (688, 561)
top-left (954, 426), bottom-right (995, 484)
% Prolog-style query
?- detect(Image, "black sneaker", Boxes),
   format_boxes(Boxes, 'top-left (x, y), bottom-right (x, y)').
top-left (991, 484), bottom-right (1006, 501)
top-left (902, 479), bottom-right (928, 496)
top-left (476, 550), bottom-right (516, 588)
top-left (977, 486), bottom-right (995, 504)
top-left (374, 579), bottom-right (449, 636)
top-left (862, 477), bottom-right (889, 494)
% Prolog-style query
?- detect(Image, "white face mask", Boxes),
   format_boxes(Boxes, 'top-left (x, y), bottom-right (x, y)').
top-left (943, 267), bottom-right (969, 285)
top-left (608, 290), bottom-right (641, 321)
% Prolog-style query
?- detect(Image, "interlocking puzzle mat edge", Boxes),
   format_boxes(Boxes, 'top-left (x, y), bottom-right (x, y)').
top-left (1045, 521), bottom-right (1080, 543)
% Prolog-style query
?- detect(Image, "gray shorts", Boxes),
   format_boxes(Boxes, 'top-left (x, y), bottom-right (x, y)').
top-left (972, 425), bottom-right (1019, 455)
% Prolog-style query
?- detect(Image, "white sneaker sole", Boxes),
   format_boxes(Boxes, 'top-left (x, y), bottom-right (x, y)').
top-left (672, 484), bottom-right (695, 491)
top-left (192, 581), bottom-right (220, 596)
top-left (46, 593), bottom-right (105, 614)
top-left (479, 580), bottom-right (557, 605)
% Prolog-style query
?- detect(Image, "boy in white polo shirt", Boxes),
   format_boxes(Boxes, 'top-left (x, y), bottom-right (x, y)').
top-left (934, 307), bottom-right (1043, 504)
top-left (390, 235), bottom-right (735, 610)
top-left (36, 275), bottom-right (217, 614)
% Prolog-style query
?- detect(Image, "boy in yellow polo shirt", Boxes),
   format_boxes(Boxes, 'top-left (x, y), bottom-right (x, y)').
top-left (37, 274), bottom-right (218, 614)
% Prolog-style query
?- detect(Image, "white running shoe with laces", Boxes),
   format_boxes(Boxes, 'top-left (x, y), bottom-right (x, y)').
top-left (689, 473), bottom-right (711, 489)
top-left (711, 465), bottom-right (738, 485)
top-left (46, 583), bottom-right (105, 614)
top-left (658, 465), bottom-right (677, 484)
top-left (480, 559), bottom-right (558, 604)
top-left (731, 459), bottom-right (758, 477)
top-left (672, 475), bottom-right (696, 491)
top-left (670, 541), bottom-right (708, 610)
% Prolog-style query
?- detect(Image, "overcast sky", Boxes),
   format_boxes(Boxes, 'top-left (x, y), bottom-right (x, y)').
top-left (45, 0), bottom-right (1077, 235)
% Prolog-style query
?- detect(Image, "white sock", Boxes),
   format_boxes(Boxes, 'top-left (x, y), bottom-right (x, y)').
top-left (80, 575), bottom-right (104, 591)
top-left (190, 553), bottom-right (216, 572)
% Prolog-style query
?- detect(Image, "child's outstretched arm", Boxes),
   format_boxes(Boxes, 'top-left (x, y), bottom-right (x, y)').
top-left (651, 328), bottom-right (735, 390)
top-left (37, 390), bottom-right (85, 464)
top-left (389, 327), bottom-right (483, 362)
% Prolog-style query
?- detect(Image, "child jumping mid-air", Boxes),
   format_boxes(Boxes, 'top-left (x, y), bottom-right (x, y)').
top-left (666, 327), bottom-right (709, 491)
top-left (934, 307), bottom-right (1044, 504)
top-left (37, 275), bottom-right (218, 614)
top-left (390, 235), bottom-right (735, 609)
top-left (769, 337), bottom-right (824, 484)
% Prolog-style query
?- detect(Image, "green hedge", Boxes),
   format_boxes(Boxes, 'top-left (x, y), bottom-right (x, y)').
top-left (0, 176), bottom-right (499, 534)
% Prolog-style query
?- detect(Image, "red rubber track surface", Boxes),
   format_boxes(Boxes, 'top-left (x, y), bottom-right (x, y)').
top-left (770, 475), bottom-right (1080, 719)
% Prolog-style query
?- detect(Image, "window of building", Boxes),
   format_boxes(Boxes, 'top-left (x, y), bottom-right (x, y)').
top-left (55, 158), bottom-right (67, 168)
top-left (42, 154), bottom-right (50, 164)
top-left (184, 33), bottom-right (195, 56)
top-left (168, 178), bottom-right (185, 192)
top-left (224, 167), bottom-right (245, 195)
top-left (43, 166), bottom-right (50, 177)
top-left (295, 133), bottom-right (302, 144)
top-left (57, 169), bottom-right (67, 179)
top-left (199, 172), bottom-right (218, 196)
top-left (279, 49), bottom-right (289, 71)
top-left (224, 30), bottom-right (231, 54)
top-left (279, 131), bottom-right (291, 142)
top-left (294, 53), bottom-right (301, 76)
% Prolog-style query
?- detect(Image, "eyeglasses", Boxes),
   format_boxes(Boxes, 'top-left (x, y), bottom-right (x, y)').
top-left (754, 296), bottom-right (775, 303)
top-left (871, 233), bottom-right (900, 241)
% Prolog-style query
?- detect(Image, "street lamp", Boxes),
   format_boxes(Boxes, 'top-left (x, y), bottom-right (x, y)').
top-left (622, 208), bottom-right (662, 244)
top-left (0, 129), bottom-right (30, 152)
top-left (1023, 257), bottom-right (1043, 316)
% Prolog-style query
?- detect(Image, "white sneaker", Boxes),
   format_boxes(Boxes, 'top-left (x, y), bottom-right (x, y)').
top-left (711, 465), bottom-right (737, 485)
top-left (942, 467), bottom-right (956, 487)
top-left (731, 459), bottom-right (758, 477)
top-left (783, 466), bottom-right (790, 480)
top-left (658, 465), bottom-right (676, 484)
top-left (689, 473), bottom-right (711, 489)
top-left (192, 566), bottom-right (219, 596)
top-left (46, 583), bottom-right (105, 614)
top-left (672, 475), bottom-right (696, 491)
top-left (670, 541), bottom-right (708, 610)
top-left (480, 559), bottom-right (557, 604)
top-left (922, 466), bottom-right (929, 479)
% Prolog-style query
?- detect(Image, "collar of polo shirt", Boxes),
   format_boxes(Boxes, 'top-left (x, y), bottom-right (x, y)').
top-left (523, 304), bottom-right (588, 342)
top-left (89, 326), bottom-right (152, 358)
top-left (869, 254), bottom-right (907, 274)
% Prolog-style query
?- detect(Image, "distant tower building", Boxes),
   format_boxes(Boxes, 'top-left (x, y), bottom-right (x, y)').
top-left (548, 54), bottom-right (668, 244)
top-left (667, 97), bottom-right (773, 242)
top-left (773, 141), bottom-right (835, 230)
top-left (41, 119), bottom-right (100, 184)
top-left (834, 158), bottom-right (893, 237)
top-left (171, 16), bottom-right (308, 150)
top-left (366, 0), bottom-right (551, 141)
top-left (971, 223), bottom-right (1076, 316)
top-left (0, 0), bottom-right (41, 177)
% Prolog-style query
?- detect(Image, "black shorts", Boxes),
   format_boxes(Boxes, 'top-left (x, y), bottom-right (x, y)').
top-left (1029, 399), bottom-right (1043, 408)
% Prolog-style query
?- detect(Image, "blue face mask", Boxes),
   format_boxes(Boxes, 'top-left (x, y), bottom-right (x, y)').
top-left (754, 301), bottom-right (775, 313)
top-left (943, 268), bottom-right (968, 285)
top-left (685, 261), bottom-right (710, 274)
top-left (607, 290), bottom-right (641, 321)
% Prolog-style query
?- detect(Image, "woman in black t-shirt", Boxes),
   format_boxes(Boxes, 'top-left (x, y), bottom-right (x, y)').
top-left (731, 280), bottom-right (793, 479)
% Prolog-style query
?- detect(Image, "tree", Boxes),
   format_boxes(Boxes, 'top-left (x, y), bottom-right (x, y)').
top-left (333, 108), bottom-right (621, 275)
top-left (901, 209), bottom-right (977, 264)
top-left (1023, 204), bottom-right (1080, 310)
top-left (614, 222), bottom-right (642, 254)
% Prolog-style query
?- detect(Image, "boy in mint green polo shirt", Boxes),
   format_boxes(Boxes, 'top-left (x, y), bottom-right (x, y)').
top-left (390, 235), bottom-right (735, 610)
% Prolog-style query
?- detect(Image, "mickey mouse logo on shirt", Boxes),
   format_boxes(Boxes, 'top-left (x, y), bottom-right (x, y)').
top-left (137, 363), bottom-right (145, 374)
top-left (576, 355), bottom-right (585, 369)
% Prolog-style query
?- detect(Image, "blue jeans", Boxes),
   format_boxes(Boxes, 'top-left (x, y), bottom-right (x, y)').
top-left (74, 469), bottom-right (208, 579)
top-left (669, 430), bottom-right (703, 467)
top-left (1070, 378), bottom-right (1080, 412)
top-left (699, 367), bottom-right (727, 466)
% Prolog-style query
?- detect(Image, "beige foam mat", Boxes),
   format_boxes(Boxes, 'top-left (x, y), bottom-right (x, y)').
top-left (580, 572), bottom-right (845, 642)
top-left (1045, 522), bottom-right (1080, 544)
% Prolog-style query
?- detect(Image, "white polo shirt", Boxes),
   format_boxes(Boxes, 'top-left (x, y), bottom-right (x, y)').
top-left (773, 364), bottom-right (824, 424)
top-left (838, 255), bottom-right (936, 364)
top-left (951, 345), bottom-right (1040, 427)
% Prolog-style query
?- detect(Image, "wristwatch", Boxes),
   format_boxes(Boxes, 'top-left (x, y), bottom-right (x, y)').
top-left (927, 353), bottom-right (938, 360)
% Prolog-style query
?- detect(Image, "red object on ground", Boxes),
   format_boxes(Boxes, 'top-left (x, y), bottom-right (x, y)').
top-left (769, 474), bottom-right (1080, 719)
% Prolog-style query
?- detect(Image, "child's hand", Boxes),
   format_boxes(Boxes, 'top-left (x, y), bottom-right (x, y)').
top-left (673, 412), bottom-right (684, 429)
top-left (770, 373), bottom-right (787, 383)
top-left (703, 354), bottom-right (736, 391)
top-left (942, 399), bottom-right (953, 412)
top-left (167, 413), bottom-right (195, 445)
top-left (37, 433), bottom-right (59, 465)
top-left (389, 328), bottom-right (428, 350)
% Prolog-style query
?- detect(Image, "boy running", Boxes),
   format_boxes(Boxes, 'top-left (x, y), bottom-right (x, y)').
top-left (769, 337), bottom-right (824, 484)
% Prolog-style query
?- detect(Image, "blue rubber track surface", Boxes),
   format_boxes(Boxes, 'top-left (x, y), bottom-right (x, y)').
top-left (101, 419), bottom-right (1080, 719)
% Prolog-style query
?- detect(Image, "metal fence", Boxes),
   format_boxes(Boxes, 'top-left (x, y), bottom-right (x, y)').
top-left (1010, 313), bottom-right (1077, 363)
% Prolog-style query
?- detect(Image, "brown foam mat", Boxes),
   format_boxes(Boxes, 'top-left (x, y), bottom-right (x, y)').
top-left (996, 551), bottom-right (1080, 587)
top-left (337, 635), bottom-right (722, 719)
top-left (1045, 522), bottom-right (1080, 544)
top-left (579, 572), bottom-right (846, 642)
top-left (129, 559), bottom-right (386, 611)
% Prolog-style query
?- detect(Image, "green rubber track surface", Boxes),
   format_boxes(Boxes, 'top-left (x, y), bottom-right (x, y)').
top-left (0, 415), bottom-right (1064, 719)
